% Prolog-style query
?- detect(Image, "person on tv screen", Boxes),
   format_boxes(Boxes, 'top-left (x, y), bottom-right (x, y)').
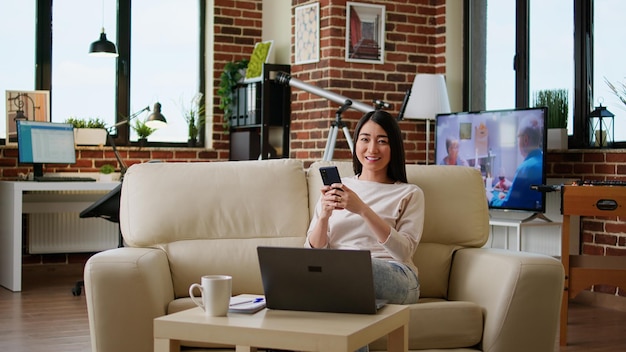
top-left (305, 110), bottom-right (424, 306)
top-left (440, 136), bottom-right (469, 166)
top-left (489, 115), bottom-right (543, 209)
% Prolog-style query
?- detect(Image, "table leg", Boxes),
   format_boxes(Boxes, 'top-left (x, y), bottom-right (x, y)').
top-left (386, 323), bottom-right (408, 352)
top-left (154, 337), bottom-right (180, 352)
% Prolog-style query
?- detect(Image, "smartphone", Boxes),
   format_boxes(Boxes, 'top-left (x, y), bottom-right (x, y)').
top-left (319, 166), bottom-right (342, 186)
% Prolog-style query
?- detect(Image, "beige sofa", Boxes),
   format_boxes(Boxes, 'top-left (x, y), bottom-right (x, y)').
top-left (84, 159), bottom-right (564, 352)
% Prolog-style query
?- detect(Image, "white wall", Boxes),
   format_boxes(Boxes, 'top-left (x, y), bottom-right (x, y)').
top-left (262, 0), bottom-right (291, 64)
top-left (446, 0), bottom-right (464, 113)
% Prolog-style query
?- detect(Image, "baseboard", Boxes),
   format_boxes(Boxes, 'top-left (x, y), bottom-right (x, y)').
top-left (572, 290), bottom-right (626, 313)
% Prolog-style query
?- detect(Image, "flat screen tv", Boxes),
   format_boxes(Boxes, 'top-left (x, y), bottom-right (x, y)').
top-left (434, 107), bottom-right (547, 214)
top-left (16, 120), bottom-right (76, 178)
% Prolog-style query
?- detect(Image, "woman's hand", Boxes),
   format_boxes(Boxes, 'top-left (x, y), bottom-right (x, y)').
top-left (320, 183), bottom-right (365, 215)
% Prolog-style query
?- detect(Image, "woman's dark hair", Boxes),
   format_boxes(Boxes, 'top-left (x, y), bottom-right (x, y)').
top-left (352, 110), bottom-right (407, 183)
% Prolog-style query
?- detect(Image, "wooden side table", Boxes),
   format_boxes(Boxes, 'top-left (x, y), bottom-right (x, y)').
top-left (154, 303), bottom-right (409, 352)
top-left (559, 185), bottom-right (626, 345)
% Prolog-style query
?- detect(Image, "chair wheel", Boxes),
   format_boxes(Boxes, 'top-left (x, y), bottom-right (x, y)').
top-left (72, 285), bottom-right (82, 296)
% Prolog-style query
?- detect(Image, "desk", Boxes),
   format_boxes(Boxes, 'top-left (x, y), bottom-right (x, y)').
top-left (559, 185), bottom-right (626, 345)
top-left (489, 217), bottom-right (562, 251)
top-left (0, 181), bottom-right (119, 292)
top-left (154, 304), bottom-right (409, 352)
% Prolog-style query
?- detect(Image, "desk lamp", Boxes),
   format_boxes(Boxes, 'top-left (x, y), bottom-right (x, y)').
top-left (108, 103), bottom-right (167, 177)
top-left (402, 74), bottom-right (451, 165)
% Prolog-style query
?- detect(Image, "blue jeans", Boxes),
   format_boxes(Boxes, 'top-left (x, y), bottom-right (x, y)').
top-left (371, 258), bottom-right (420, 304)
top-left (355, 260), bottom-right (419, 352)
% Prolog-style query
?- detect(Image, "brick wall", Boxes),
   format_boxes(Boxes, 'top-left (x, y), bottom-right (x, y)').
top-left (289, 0), bottom-right (447, 165)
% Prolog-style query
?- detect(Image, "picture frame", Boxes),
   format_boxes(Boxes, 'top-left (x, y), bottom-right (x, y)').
top-left (345, 2), bottom-right (385, 64)
top-left (244, 40), bottom-right (274, 83)
top-left (5, 90), bottom-right (51, 144)
top-left (295, 2), bottom-right (320, 65)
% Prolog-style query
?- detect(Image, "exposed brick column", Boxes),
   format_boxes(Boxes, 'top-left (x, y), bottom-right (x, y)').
top-left (289, 0), bottom-right (448, 166)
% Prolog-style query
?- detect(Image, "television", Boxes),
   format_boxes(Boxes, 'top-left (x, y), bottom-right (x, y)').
top-left (434, 107), bottom-right (547, 214)
top-left (16, 120), bottom-right (76, 178)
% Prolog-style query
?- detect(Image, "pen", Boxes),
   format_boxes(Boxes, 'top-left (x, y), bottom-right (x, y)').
top-left (230, 297), bottom-right (264, 306)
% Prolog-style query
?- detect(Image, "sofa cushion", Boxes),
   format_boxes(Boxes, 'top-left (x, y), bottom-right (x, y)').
top-left (162, 237), bottom-right (305, 298)
top-left (120, 159), bottom-right (310, 247)
top-left (369, 299), bottom-right (483, 350)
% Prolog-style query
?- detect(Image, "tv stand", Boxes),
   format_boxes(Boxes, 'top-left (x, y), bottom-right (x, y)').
top-left (520, 212), bottom-right (553, 223)
top-left (489, 212), bottom-right (562, 251)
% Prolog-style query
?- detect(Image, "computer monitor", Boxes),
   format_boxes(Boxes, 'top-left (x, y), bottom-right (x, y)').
top-left (16, 120), bottom-right (76, 178)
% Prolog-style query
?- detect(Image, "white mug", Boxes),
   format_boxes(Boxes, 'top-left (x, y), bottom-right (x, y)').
top-left (189, 275), bottom-right (232, 317)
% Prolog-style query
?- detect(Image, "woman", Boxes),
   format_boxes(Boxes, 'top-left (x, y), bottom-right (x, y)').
top-left (440, 137), bottom-right (469, 166)
top-left (306, 110), bottom-right (424, 305)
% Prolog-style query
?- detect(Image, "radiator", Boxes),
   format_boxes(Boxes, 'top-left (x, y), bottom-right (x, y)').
top-left (28, 213), bottom-right (119, 254)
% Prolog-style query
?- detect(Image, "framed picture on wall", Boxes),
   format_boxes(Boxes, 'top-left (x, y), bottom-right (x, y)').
top-left (345, 2), bottom-right (385, 64)
top-left (295, 2), bottom-right (320, 65)
top-left (5, 90), bottom-right (51, 144)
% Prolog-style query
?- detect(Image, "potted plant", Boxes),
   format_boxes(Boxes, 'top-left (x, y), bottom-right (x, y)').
top-left (65, 117), bottom-right (108, 146)
top-left (217, 59), bottom-right (249, 129)
top-left (132, 119), bottom-right (156, 147)
top-left (533, 89), bottom-right (568, 150)
top-left (99, 164), bottom-right (115, 182)
top-left (183, 93), bottom-right (206, 146)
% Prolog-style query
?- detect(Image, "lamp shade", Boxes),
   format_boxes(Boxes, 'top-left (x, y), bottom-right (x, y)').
top-left (403, 74), bottom-right (451, 120)
top-left (89, 29), bottom-right (118, 57)
top-left (146, 102), bottom-right (167, 129)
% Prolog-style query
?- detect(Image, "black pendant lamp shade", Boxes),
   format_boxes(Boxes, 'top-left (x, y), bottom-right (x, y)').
top-left (89, 28), bottom-right (118, 57)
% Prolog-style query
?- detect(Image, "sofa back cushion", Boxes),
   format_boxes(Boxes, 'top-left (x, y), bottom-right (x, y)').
top-left (307, 161), bottom-right (489, 298)
top-left (120, 159), bottom-right (310, 297)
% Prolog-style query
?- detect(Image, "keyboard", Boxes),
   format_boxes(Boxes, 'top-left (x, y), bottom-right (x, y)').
top-left (34, 176), bottom-right (97, 182)
top-left (574, 179), bottom-right (626, 187)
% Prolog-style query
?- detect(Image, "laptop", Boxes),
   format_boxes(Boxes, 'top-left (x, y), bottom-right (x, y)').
top-left (257, 246), bottom-right (387, 314)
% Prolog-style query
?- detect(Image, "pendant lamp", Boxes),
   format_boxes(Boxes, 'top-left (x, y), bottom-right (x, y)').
top-left (89, 0), bottom-right (118, 57)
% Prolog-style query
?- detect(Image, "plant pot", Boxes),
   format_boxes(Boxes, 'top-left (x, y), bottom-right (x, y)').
top-left (74, 128), bottom-right (107, 146)
top-left (99, 173), bottom-right (114, 182)
top-left (547, 128), bottom-right (567, 150)
top-left (138, 138), bottom-right (148, 147)
top-left (188, 138), bottom-right (197, 147)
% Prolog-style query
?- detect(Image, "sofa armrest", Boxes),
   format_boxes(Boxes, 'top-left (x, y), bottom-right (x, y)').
top-left (85, 247), bottom-right (174, 352)
top-left (448, 248), bottom-right (564, 352)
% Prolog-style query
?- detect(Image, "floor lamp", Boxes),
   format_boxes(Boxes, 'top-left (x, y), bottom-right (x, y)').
top-left (402, 74), bottom-right (451, 165)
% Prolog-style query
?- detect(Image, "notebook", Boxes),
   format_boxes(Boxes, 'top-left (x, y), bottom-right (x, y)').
top-left (256, 246), bottom-right (387, 314)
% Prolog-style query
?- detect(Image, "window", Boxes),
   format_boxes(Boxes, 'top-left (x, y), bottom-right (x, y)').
top-left (467, 0), bottom-right (626, 148)
top-left (7, 0), bottom-right (205, 146)
top-left (52, 0), bottom-right (116, 128)
top-left (0, 2), bottom-right (36, 140)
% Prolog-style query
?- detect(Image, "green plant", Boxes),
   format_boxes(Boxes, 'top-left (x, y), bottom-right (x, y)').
top-left (604, 77), bottom-right (626, 108)
top-left (132, 119), bottom-right (156, 139)
top-left (182, 93), bottom-right (206, 141)
top-left (64, 117), bottom-right (107, 129)
top-left (533, 89), bottom-right (568, 129)
top-left (99, 164), bottom-right (115, 174)
top-left (217, 59), bottom-right (249, 128)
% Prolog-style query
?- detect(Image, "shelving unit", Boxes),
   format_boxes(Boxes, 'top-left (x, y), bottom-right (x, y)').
top-left (229, 64), bottom-right (291, 160)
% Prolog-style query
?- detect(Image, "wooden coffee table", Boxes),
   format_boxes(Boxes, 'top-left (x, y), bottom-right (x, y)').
top-left (154, 301), bottom-right (409, 352)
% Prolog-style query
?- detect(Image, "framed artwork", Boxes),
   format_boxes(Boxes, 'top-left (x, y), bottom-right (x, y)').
top-left (5, 90), bottom-right (51, 144)
top-left (295, 2), bottom-right (320, 65)
top-left (345, 2), bottom-right (385, 64)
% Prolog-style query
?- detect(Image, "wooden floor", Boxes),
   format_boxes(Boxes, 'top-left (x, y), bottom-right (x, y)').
top-left (0, 264), bottom-right (624, 352)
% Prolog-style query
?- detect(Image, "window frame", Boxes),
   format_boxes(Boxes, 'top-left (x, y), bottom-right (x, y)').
top-left (464, 0), bottom-right (618, 149)
top-left (35, 0), bottom-right (206, 147)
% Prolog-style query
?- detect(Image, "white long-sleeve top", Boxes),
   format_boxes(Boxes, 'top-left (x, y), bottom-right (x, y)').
top-left (305, 176), bottom-right (425, 275)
